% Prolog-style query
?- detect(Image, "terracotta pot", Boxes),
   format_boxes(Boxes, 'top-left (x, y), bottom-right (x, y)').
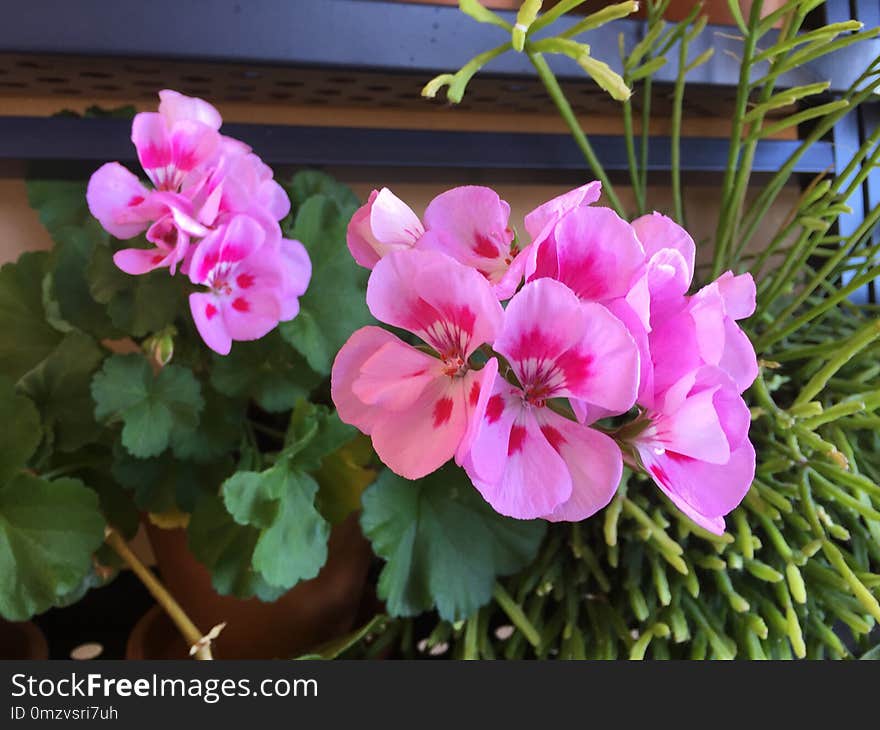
top-left (0, 620), bottom-right (50, 660)
top-left (136, 513), bottom-right (372, 659)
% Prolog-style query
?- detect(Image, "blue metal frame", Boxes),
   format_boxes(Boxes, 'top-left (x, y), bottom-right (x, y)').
top-left (827, 0), bottom-right (879, 304)
top-left (0, 0), bottom-right (875, 94)
top-left (0, 115), bottom-right (835, 178)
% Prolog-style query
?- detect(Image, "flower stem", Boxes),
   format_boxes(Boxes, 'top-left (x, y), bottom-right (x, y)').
top-left (104, 528), bottom-right (214, 660)
top-left (527, 50), bottom-right (626, 217)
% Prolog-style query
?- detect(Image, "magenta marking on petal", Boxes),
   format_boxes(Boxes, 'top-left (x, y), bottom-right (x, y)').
top-left (140, 143), bottom-right (171, 170)
top-left (540, 425), bottom-right (566, 452)
top-left (507, 327), bottom-right (560, 363)
top-left (469, 381), bottom-right (481, 406)
top-left (486, 395), bottom-right (505, 424)
top-left (231, 297), bottom-right (250, 312)
top-left (433, 397), bottom-right (454, 428)
top-left (555, 350), bottom-right (594, 390)
top-left (508, 424), bottom-right (526, 455)
top-left (236, 273), bottom-right (255, 289)
top-left (648, 464), bottom-right (671, 488)
top-left (220, 243), bottom-right (248, 263)
top-left (127, 195), bottom-right (145, 207)
top-left (472, 232), bottom-right (500, 259)
top-left (205, 303), bottom-right (218, 320)
top-left (151, 254), bottom-right (165, 264)
top-left (666, 451), bottom-right (696, 465)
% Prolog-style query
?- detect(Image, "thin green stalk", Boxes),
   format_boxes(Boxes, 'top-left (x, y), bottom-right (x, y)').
top-left (493, 582), bottom-right (541, 648)
top-left (712, 1), bottom-right (763, 277)
top-left (669, 21), bottom-right (693, 226)
top-left (527, 51), bottom-right (625, 216)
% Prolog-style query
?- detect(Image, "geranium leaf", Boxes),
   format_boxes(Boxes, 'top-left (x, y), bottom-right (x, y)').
top-left (0, 377), bottom-right (41, 484)
top-left (222, 460), bottom-right (330, 590)
top-left (283, 170), bottom-right (360, 216)
top-left (361, 463), bottom-right (546, 622)
top-left (19, 331), bottom-right (105, 453)
top-left (286, 400), bottom-right (356, 472)
top-left (210, 331), bottom-right (321, 412)
top-left (279, 194), bottom-right (373, 375)
top-left (0, 474), bottom-right (105, 621)
top-left (51, 227), bottom-right (121, 339)
top-left (0, 252), bottom-right (63, 381)
top-left (111, 442), bottom-right (228, 514)
top-left (87, 244), bottom-right (184, 338)
top-left (91, 354), bottom-right (204, 458)
top-left (187, 493), bottom-right (287, 602)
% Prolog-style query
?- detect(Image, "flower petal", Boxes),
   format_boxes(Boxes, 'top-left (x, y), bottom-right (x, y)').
top-left (332, 326), bottom-right (405, 434)
top-left (353, 339), bottom-right (440, 411)
top-left (222, 287), bottom-right (282, 342)
top-left (465, 396), bottom-right (572, 519)
top-left (524, 181), bottom-right (602, 242)
top-left (538, 411), bottom-right (622, 522)
top-left (639, 440), bottom-right (755, 535)
top-left (347, 188), bottom-right (424, 269)
top-left (370, 375), bottom-right (469, 480)
top-left (277, 238), bottom-right (312, 321)
top-left (632, 212), bottom-right (696, 285)
top-left (496, 279), bottom-right (639, 413)
top-left (159, 89), bottom-right (222, 130)
top-left (548, 206), bottom-right (645, 302)
top-left (113, 247), bottom-right (173, 276)
top-left (189, 292), bottom-right (231, 355)
top-left (456, 358), bottom-right (499, 466)
top-left (86, 162), bottom-right (156, 239)
top-left (366, 249), bottom-right (503, 357)
top-left (420, 185), bottom-right (514, 285)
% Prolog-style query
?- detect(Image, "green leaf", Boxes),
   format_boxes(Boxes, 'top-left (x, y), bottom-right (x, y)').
top-left (286, 401), bottom-right (356, 472)
top-left (315, 435), bottom-right (376, 525)
top-left (0, 377), bottom-right (41, 483)
top-left (0, 474), bottom-right (105, 621)
top-left (171, 386), bottom-right (243, 463)
top-left (279, 194), bottom-right (373, 375)
top-left (210, 332), bottom-right (321, 412)
top-left (91, 354), bottom-right (204, 458)
top-left (283, 171), bottom-right (359, 216)
top-left (361, 463), bottom-right (546, 622)
top-left (187, 493), bottom-right (286, 601)
top-left (87, 244), bottom-right (184, 338)
top-left (51, 227), bottom-right (120, 339)
top-left (222, 459), bottom-right (330, 590)
top-left (111, 443), bottom-right (217, 515)
top-left (0, 252), bottom-right (63, 381)
top-left (26, 180), bottom-right (93, 242)
top-left (19, 332), bottom-right (105, 453)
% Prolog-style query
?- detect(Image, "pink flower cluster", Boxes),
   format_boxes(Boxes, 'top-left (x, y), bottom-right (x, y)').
top-left (86, 90), bottom-right (310, 355)
top-left (333, 183), bottom-right (758, 533)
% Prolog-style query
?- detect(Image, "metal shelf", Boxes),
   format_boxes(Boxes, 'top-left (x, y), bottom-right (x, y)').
top-left (0, 115), bottom-right (835, 179)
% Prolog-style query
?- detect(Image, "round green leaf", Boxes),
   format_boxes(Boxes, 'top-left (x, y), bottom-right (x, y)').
top-left (0, 377), bottom-right (41, 484)
top-left (361, 463), bottom-right (547, 622)
top-left (0, 252), bottom-right (63, 381)
top-left (0, 474), bottom-right (106, 621)
top-left (91, 354), bottom-right (204, 458)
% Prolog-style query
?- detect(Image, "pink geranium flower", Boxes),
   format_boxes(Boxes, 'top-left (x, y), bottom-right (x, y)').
top-left (346, 188), bottom-right (425, 268)
top-left (649, 270), bottom-right (758, 396)
top-left (418, 186), bottom-right (526, 299)
top-left (632, 366), bottom-right (755, 534)
top-left (463, 279), bottom-right (639, 521)
top-left (528, 203), bottom-right (649, 417)
top-left (188, 215), bottom-right (310, 355)
top-left (331, 249), bottom-right (502, 479)
top-left (131, 89), bottom-right (222, 193)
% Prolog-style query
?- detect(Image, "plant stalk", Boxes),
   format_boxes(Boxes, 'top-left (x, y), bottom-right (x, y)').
top-left (105, 528), bottom-right (214, 660)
